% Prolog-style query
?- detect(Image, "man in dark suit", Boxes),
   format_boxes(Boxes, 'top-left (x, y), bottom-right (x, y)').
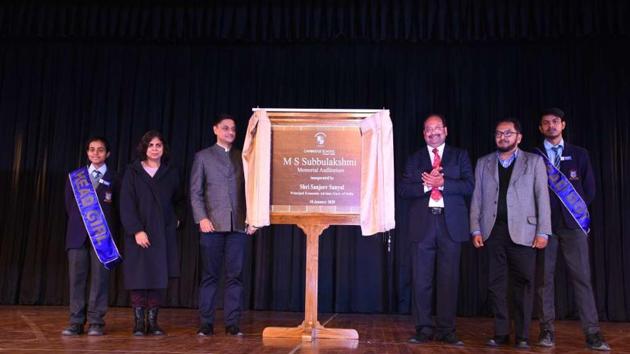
top-left (399, 114), bottom-right (474, 346)
top-left (190, 114), bottom-right (256, 337)
top-left (535, 108), bottom-right (610, 351)
top-left (62, 137), bottom-right (117, 336)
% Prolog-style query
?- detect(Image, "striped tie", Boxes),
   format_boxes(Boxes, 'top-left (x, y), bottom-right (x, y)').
top-left (551, 146), bottom-right (561, 167)
top-left (91, 170), bottom-right (102, 188)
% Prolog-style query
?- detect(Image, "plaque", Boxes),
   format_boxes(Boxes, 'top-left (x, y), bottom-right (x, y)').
top-left (271, 122), bottom-right (361, 214)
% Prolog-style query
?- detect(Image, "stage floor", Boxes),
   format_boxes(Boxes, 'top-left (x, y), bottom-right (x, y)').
top-left (0, 306), bottom-right (628, 353)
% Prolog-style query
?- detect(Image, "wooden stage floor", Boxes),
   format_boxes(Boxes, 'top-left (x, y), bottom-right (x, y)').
top-left (0, 306), bottom-right (628, 353)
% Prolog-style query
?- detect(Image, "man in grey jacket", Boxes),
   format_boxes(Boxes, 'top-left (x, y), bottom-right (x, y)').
top-left (190, 113), bottom-right (256, 337)
top-left (470, 118), bottom-right (551, 349)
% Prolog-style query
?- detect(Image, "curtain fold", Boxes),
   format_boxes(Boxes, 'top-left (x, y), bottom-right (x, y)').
top-left (0, 0), bottom-right (628, 42)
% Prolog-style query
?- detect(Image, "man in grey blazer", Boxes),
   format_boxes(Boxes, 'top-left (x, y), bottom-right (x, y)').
top-left (190, 113), bottom-right (256, 337)
top-left (470, 118), bottom-right (551, 349)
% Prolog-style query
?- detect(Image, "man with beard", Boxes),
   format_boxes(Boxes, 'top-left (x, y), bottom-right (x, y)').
top-left (399, 114), bottom-right (474, 346)
top-left (534, 108), bottom-right (610, 351)
top-left (470, 118), bottom-right (551, 349)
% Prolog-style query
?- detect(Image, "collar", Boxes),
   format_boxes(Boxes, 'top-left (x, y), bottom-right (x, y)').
top-left (215, 142), bottom-right (231, 152)
top-left (426, 143), bottom-right (445, 156)
top-left (496, 149), bottom-right (519, 168)
top-left (88, 164), bottom-right (107, 176)
top-left (544, 138), bottom-right (564, 151)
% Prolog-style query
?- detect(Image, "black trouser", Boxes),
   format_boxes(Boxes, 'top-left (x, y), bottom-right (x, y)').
top-left (67, 245), bottom-right (109, 325)
top-left (486, 223), bottom-right (536, 340)
top-left (536, 227), bottom-right (600, 335)
top-left (411, 208), bottom-right (461, 336)
top-left (198, 231), bottom-right (247, 327)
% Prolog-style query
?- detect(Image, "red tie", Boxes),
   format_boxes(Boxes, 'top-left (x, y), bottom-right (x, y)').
top-left (431, 148), bottom-right (442, 201)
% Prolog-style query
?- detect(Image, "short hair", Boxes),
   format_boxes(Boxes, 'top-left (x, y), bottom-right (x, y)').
top-left (424, 113), bottom-right (447, 127)
top-left (85, 136), bottom-right (110, 152)
top-left (213, 113), bottom-right (236, 127)
top-left (541, 107), bottom-right (566, 121)
top-left (496, 117), bottom-right (522, 134)
top-left (136, 130), bottom-right (169, 162)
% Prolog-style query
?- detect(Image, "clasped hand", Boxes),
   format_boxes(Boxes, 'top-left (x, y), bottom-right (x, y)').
top-left (422, 167), bottom-right (444, 189)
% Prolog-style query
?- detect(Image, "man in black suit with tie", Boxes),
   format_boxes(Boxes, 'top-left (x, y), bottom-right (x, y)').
top-left (535, 108), bottom-right (610, 351)
top-left (62, 137), bottom-right (117, 336)
top-left (399, 114), bottom-right (474, 345)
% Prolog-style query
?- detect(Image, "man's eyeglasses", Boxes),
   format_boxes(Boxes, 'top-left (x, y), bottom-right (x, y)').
top-left (495, 130), bottom-right (519, 138)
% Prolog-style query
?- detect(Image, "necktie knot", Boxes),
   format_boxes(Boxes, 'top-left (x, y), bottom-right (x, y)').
top-left (431, 148), bottom-right (441, 168)
top-left (92, 170), bottom-right (102, 179)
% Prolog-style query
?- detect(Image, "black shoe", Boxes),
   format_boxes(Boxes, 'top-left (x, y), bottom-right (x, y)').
top-left (408, 331), bottom-right (433, 344)
top-left (586, 332), bottom-right (611, 351)
top-left (197, 323), bottom-right (214, 336)
top-left (514, 337), bottom-right (530, 349)
top-left (132, 307), bottom-right (145, 336)
top-left (147, 307), bottom-right (165, 336)
top-left (435, 332), bottom-right (464, 346)
top-left (486, 335), bottom-right (509, 347)
top-left (61, 323), bottom-right (84, 336)
top-left (225, 325), bottom-right (243, 336)
top-left (538, 329), bottom-right (554, 347)
top-left (87, 324), bottom-right (104, 336)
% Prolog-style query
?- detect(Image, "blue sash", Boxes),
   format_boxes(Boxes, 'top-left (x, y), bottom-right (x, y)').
top-left (535, 148), bottom-right (590, 235)
top-left (68, 167), bottom-right (122, 269)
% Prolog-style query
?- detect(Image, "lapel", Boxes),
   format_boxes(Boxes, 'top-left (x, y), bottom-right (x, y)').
top-left (441, 145), bottom-right (452, 168)
top-left (560, 143), bottom-right (574, 160)
top-left (154, 161), bottom-right (172, 181)
top-left (420, 146), bottom-right (432, 171)
top-left (509, 148), bottom-right (526, 185)
top-left (423, 144), bottom-right (449, 171)
top-left (134, 160), bottom-right (162, 190)
top-left (486, 153), bottom-right (499, 183)
top-left (133, 160), bottom-right (166, 215)
top-left (558, 143), bottom-right (575, 174)
top-left (95, 169), bottom-right (113, 193)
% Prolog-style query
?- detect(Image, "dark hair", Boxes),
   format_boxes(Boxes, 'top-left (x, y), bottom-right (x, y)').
top-left (424, 113), bottom-right (447, 127)
top-left (85, 136), bottom-right (110, 152)
top-left (136, 130), bottom-right (169, 162)
top-left (213, 113), bottom-right (236, 127)
top-left (541, 107), bottom-right (566, 121)
top-left (496, 117), bottom-right (522, 134)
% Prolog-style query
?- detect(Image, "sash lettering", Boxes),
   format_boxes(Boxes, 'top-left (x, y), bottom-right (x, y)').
top-left (536, 149), bottom-right (590, 235)
top-left (68, 167), bottom-right (122, 269)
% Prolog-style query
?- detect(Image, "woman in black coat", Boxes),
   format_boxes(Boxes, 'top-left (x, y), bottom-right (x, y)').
top-left (119, 130), bottom-right (184, 336)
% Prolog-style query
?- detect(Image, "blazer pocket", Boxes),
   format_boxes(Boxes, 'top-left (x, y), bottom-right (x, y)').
top-left (527, 216), bottom-right (537, 225)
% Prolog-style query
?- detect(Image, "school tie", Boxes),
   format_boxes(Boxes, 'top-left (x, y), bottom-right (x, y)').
top-left (91, 170), bottom-right (102, 189)
top-left (431, 148), bottom-right (442, 201)
top-left (551, 146), bottom-right (561, 167)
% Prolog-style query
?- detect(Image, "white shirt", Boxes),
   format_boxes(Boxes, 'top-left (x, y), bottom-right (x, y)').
top-left (424, 143), bottom-right (445, 208)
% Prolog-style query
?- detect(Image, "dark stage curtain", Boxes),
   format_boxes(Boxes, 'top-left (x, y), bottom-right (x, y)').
top-left (0, 0), bottom-right (629, 42)
top-left (0, 1), bottom-right (629, 322)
